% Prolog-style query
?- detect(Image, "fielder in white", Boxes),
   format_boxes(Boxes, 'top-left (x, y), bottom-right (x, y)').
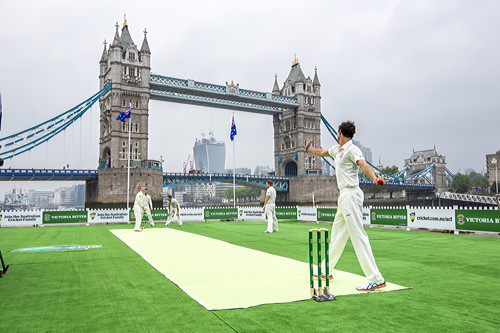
top-left (306, 121), bottom-right (386, 291)
top-left (143, 188), bottom-right (155, 227)
top-left (263, 180), bottom-right (278, 233)
top-left (133, 186), bottom-right (147, 232)
top-left (165, 195), bottom-right (183, 227)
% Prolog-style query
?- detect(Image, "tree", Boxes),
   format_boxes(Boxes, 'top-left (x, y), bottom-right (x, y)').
top-left (382, 165), bottom-right (399, 176)
top-left (451, 173), bottom-right (471, 193)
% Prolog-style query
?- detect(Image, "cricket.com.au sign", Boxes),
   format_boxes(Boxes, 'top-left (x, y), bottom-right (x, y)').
top-left (297, 207), bottom-right (317, 222)
top-left (456, 210), bottom-right (500, 232)
top-left (407, 209), bottom-right (455, 230)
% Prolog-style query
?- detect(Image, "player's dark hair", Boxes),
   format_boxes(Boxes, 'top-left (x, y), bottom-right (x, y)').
top-left (338, 121), bottom-right (356, 138)
top-left (168, 195), bottom-right (172, 199)
top-left (267, 180), bottom-right (274, 186)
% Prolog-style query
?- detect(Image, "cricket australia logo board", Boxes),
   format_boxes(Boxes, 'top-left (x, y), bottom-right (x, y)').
top-left (409, 213), bottom-right (416, 223)
top-left (90, 213), bottom-right (96, 220)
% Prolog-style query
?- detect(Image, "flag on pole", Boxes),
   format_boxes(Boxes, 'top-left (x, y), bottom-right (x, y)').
top-left (230, 116), bottom-right (237, 141)
top-left (116, 106), bottom-right (131, 122)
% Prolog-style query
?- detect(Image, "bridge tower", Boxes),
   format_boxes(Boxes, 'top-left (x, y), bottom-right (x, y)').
top-left (273, 57), bottom-right (323, 177)
top-left (88, 18), bottom-right (162, 207)
top-left (404, 147), bottom-right (449, 194)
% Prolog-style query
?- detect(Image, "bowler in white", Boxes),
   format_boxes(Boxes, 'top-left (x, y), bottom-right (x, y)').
top-left (306, 121), bottom-right (387, 292)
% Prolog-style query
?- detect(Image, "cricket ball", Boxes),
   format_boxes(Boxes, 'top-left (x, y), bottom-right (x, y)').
top-left (376, 178), bottom-right (384, 185)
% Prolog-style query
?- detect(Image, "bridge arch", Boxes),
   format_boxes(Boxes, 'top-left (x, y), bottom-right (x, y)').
top-left (284, 161), bottom-right (297, 177)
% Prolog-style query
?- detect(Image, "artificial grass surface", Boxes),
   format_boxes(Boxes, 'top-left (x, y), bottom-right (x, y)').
top-left (1, 221), bottom-right (499, 332)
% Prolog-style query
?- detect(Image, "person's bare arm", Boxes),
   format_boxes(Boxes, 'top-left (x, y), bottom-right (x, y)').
top-left (357, 159), bottom-right (385, 185)
top-left (305, 138), bottom-right (330, 157)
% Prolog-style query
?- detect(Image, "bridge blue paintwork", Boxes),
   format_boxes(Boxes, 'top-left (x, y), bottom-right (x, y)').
top-left (163, 173), bottom-right (289, 192)
top-left (0, 169), bottom-right (435, 191)
top-left (0, 168), bottom-right (98, 181)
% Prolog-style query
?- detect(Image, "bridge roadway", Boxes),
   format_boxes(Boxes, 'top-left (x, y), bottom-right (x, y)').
top-left (0, 169), bottom-right (437, 192)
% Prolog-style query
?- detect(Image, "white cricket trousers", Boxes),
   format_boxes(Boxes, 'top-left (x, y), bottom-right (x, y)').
top-left (265, 204), bottom-right (278, 232)
top-left (133, 207), bottom-right (143, 230)
top-left (166, 209), bottom-right (182, 226)
top-left (329, 187), bottom-right (384, 283)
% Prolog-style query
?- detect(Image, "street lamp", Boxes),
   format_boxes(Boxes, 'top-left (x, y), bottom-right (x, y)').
top-left (492, 157), bottom-right (498, 194)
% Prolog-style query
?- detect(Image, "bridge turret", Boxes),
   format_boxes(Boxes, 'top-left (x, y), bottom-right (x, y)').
top-left (274, 56), bottom-right (322, 177)
top-left (99, 40), bottom-right (108, 88)
top-left (272, 74), bottom-right (280, 95)
top-left (93, 19), bottom-right (162, 207)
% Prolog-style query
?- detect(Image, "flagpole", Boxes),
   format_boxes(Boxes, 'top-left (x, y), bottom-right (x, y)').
top-left (126, 103), bottom-right (131, 211)
top-left (232, 113), bottom-right (236, 208)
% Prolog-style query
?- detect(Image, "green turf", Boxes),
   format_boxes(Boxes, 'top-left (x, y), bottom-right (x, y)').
top-left (1, 222), bottom-right (499, 332)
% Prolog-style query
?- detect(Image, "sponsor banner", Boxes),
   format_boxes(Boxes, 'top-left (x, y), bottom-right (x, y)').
top-left (407, 209), bottom-right (455, 230)
top-left (276, 207), bottom-right (297, 220)
top-left (204, 208), bottom-right (238, 220)
top-left (181, 208), bottom-right (204, 222)
top-left (297, 207), bottom-right (317, 222)
top-left (370, 209), bottom-right (408, 226)
top-left (362, 207), bottom-right (371, 225)
top-left (317, 208), bottom-right (337, 222)
top-left (43, 211), bottom-right (87, 224)
top-left (456, 210), bottom-right (500, 232)
top-left (238, 207), bottom-right (266, 221)
top-left (0, 211), bottom-right (43, 227)
top-left (87, 209), bottom-right (129, 224)
top-left (129, 209), bottom-right (168, 222)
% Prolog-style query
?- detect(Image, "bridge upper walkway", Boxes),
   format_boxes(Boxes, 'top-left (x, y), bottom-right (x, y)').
top-left (149, 74), bottom-right (299, 114)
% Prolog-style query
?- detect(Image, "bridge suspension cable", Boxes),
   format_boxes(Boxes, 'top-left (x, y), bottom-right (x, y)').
top-left (0, 83), bottom-right (111, 160)
top-left (320, 114), bottom-right (436, 184)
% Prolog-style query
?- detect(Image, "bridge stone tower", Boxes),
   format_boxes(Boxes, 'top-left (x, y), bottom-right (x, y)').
top-left (404, 147), bottom-right (449, 194)
top-left (273, 57), bottom-right (323, 177)
top-left (87, 18), bottom-right (162, 207)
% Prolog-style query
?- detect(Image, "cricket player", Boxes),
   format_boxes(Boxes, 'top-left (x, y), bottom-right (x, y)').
top-left (263, 180), bottom-right (278, 233)
top-left (306, 121), bottom-right (386, 291)
top-left (165, 195), bottom-right (182, 227)
top-left (133, 186), bottom-right (147, 232)
top-left (143, 188), bottom-right (155, 227)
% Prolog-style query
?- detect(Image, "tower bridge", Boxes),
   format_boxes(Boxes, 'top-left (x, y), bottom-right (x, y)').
top-left (3, 18), bottom-right (479, 207)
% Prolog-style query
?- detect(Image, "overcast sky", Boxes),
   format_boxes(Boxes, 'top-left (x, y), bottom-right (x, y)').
top-left (1, 0), bottom-right (499, 195)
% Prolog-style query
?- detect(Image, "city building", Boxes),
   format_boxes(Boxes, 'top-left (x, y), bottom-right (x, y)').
top-left (353, 140), bottom-right (373, 164)
top-left (194, 130), bottom-right (226, 173)
top-left (486, 150), bottom-right (500, 192)
top-left (254, 165), bottom-right (273, 176)
top-left (225, 168), bottom-right (251, 175)
top-left (404, 147), bottom-right (449, 193)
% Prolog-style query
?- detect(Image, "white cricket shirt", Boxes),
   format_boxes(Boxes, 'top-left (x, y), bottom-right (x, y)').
top-left (328, 140), bottom-right (365, 191)
top-left (167, 198), bottom-right (179, 209)
top-left (266, 186), bottom-right (277, 205)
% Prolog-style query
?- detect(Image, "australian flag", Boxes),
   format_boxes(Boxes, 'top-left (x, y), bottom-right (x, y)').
top-left (230, 116), bottom-right (237, 141)
top-left (116, 106), bottom-right (131, 122)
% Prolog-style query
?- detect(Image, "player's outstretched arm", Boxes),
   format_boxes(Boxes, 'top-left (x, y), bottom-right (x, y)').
top-left (305, 138), bottom-right (330, 157)
top-left (358, 159), bottom-right (385, 185)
